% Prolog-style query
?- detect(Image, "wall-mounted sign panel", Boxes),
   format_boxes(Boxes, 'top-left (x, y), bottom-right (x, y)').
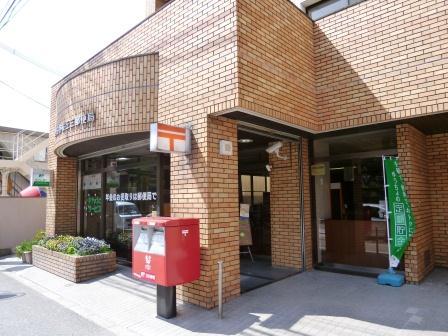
top-left (311, 163), bottom-right (326, 176)
top-left (31, 168), bottom-right (52, 187)
top-left (149, 123), bottom-right (191, 154)
top-left (82, 173), bottom-right (102, 190)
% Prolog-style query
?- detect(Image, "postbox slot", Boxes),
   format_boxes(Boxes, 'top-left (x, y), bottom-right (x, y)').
top-left (133, 225), bottom-right (165, 256)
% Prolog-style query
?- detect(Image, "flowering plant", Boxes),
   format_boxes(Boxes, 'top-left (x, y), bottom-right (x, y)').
top-left (39, 235), bottom-right (111, 256)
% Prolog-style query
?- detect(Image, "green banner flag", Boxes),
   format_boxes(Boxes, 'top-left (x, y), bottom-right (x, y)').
top-left (384, 157), bottom-right (416, 268)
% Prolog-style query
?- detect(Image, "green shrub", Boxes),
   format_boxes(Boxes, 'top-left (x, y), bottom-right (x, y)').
top-left (15, 240), bottom-right (33, 258)
top-left (15, 229), bottom-right (47, 258)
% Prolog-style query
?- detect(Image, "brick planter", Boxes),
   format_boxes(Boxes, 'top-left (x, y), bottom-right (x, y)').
top-left (32, 245), bottom-right (116, 282)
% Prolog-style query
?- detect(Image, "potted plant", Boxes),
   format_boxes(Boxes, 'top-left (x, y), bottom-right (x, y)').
top-left (15, 240), bottom-right (33, 264)
top-left (15, 230), bottom-right (46, 264)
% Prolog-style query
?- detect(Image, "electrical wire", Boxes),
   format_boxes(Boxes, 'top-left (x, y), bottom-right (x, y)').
top-left (0, 0), bottom-right (14, 22)
top-left (0, 0), bottom-right (28, 31)
top-left (0, 78), bottom-right (49, 109)
top-left (0, 41), bottom-right (62, 75)
top-left (0, 0), bottom-right (18, 30)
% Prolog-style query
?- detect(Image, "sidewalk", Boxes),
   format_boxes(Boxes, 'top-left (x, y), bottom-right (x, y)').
top-left (1, 256), bottom-right (447, 336)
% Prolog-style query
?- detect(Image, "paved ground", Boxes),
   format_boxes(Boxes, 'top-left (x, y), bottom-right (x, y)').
top-left (0, 271), bottom-right (113, 336)
top-left (1, 255), bottom-right (448, 336)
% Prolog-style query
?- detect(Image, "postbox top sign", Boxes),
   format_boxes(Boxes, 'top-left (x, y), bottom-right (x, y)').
top-left (149, 123), bottom-right (191, 154)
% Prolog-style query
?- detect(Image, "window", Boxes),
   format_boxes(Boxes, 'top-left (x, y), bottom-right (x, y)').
top-left (307, 0), bottom-right (366, 21)
top-left (240, 175), bottom-right (270, 205)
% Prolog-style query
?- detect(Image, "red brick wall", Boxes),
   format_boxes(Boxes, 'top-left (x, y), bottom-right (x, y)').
top-left (315, 0), bottom-right (448, 131)
top-left (269, 138), bottom-right (312, 270)
top-left (237, 0), bottom-right (317, 132)
top-left (396, 124), bottom-right (434, 283)
top-left (426, 133), bottom-right (448, 267)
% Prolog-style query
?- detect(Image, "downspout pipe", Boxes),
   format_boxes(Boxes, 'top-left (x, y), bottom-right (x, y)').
top-left (297, 139), bottom-right (306, 272)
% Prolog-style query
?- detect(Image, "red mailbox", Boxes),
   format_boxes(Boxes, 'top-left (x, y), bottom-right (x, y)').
top-left (132, 216), bottom-right (200, 287)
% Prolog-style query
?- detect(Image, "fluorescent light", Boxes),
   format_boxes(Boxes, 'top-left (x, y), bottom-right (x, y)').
top-left (238, 139), bottom-right (253, 143)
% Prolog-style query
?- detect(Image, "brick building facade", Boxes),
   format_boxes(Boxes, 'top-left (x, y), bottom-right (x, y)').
top-left (46, 0), bottom-right (448, 308)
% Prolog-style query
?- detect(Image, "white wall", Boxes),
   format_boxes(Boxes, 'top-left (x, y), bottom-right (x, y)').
top-left (0, 197), bottom-right (46, 251)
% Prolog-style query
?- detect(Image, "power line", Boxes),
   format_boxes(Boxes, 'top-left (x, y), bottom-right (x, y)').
top-left (0, 0), bottom-right (28, 31)
top-left (0, 41), bottom-right (62, 75)
top-left (0, 0), bottom-right (14, 21)
top-left (0, 0), bottom-right (19, 30)
top-left (0, 79), bottom-right (49, 109)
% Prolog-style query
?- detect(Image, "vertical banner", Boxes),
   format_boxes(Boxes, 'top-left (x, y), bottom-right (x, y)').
top-left (384, 157), bottom-right (416, 267)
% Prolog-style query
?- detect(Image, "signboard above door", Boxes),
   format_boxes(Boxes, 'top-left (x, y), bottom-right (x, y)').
top-left (149, 123), bottom-right (191, 154)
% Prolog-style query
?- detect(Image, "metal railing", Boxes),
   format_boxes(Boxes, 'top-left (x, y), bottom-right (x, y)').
top-left (8, 171), bottom-right (29, 196)
top-left (13, 130), bottom-right (48, 161)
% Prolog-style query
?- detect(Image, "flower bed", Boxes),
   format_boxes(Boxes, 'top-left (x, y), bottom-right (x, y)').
top-left (32, 236), bottom-right (116, 283)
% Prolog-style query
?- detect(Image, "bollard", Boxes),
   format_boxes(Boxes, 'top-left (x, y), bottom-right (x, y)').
top-left (218, 261), bottom-right (223, 319)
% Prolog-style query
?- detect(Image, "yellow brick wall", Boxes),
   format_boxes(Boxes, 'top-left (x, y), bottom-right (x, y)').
top-left (237, 0), bottom-right (317, 131)
top-left (53, 54), bottom-right (159, 152)
top-left (174, 116), bottom-right (240, 308)
top-left (396, 124), bottom-right (434, 283)
top-left (269, 139), bottom-right (313, 270)
top-left (315, 0), bottom-right (448, 131)
top-left (426, 133), bottom-right (448, 268)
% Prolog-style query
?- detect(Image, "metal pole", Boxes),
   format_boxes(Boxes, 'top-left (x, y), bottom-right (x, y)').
top-left (218, 261), bottom-right (223, 319)
top-left (297, 139), bottom-right (306, 272)
top-left (382, 155), bottom-right (392, 270)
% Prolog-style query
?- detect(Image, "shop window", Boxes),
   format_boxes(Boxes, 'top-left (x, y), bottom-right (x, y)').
top-left (80, 152), bottom-right (170, 262)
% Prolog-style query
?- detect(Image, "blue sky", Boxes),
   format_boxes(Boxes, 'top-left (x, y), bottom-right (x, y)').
top-left (0, 0), bottom-right (146, 132)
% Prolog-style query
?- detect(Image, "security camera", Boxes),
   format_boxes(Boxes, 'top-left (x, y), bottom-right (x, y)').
top-left (265, 164), bottom-right (272, 172)
top-left (266, 141), bottom-right (282, 154)
top-left (266, 141), bottom-right (288, 160)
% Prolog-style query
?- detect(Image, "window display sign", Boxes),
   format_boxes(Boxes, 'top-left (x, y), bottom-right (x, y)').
top-left (82, 173), bottom-right (102, 190)
top-left (105, 191), bottom-right (157, 202)
top-left (31, 168), bottom-right (52, 187)
top-left (86, 194), bottom-right (102, 214)
top-left (239, 204), bottom-right (252, 246)
top-left (150, 123), bottom-right (191, 154)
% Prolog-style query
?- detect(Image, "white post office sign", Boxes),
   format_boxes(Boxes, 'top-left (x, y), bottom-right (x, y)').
top-left (150, 123), bottom-right (191, 154)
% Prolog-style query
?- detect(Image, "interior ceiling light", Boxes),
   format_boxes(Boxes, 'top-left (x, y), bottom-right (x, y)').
top-left (116, 157), bottom-right (130, 161)
top-left (238, 138), bottom-right (253, 143)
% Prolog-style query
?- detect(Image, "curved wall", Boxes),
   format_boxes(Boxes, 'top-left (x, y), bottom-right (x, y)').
top-left (53, 53), bottom-right (158, 155)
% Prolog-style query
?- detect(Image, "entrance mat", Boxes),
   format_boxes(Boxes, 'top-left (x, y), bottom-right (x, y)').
top-left (240, 275), bottom-right (272, 293)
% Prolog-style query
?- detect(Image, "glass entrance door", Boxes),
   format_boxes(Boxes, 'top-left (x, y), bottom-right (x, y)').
top-left (82, 173), bottom-right (103, 238)
top-left (313, 129), bottom-right (398, 271)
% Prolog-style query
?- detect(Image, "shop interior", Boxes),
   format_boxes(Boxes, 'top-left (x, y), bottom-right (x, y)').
top-left (237, 128), bottom-right (299, 293)
top-left (312, 128), bottom-right (402, 275)
top-left (80, 145), bottom-right (170, 264)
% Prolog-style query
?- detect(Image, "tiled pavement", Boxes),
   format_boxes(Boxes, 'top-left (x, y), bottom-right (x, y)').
top-left (1, 256), bottom-right (447, 336)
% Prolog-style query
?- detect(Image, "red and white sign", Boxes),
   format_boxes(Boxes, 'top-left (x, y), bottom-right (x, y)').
top-left (150, 123), bottom-right (191, 154)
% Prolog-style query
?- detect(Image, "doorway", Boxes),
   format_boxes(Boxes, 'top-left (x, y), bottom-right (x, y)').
top-left (238, 128), bottom-right (299, 292)
top-left (312, 129), bottom-right (402, 275)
